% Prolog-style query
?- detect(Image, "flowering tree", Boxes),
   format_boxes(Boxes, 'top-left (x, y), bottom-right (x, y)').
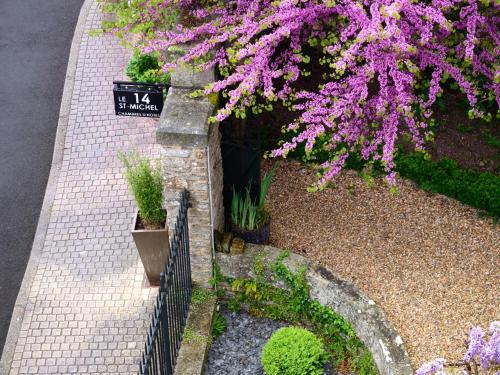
top-left (416, 322), bottom-right (500, 375)
top-left (105, 0), bottom-right (499, 186)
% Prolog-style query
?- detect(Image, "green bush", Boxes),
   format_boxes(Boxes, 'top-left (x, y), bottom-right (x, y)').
top-left (262, 327), bottom-right (328, 375)
top-left (126, 51), bottom-right (170, 84)
top-left (118, 151), bottom-right (166, 229)
top-left (395, 153), bottom-right (500, 220)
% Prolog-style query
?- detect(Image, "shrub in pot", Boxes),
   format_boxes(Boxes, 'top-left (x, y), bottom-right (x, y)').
top-left (119, 151), bottom-right (168, 285)
top-left (261, 327), bottom-right (328, 375)
top-left (230, 165), bottom-right (276, 244)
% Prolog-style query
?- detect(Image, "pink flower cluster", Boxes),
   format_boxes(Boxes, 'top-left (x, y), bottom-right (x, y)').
top-left (116, 0), bottom-right (499, 185)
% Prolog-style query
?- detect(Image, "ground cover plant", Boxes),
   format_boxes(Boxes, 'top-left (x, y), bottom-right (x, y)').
top-left (211, 251), bottom-right (378, 374)
top-left (395, 153), bottom-right (500, 220)
top-left (103, 0), bottom-right (499, 188)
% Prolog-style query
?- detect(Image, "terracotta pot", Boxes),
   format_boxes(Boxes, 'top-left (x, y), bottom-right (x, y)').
top-left (131, 211), bottom-right (169, 285)
top-left (231, 218), bottom-right (271, 245)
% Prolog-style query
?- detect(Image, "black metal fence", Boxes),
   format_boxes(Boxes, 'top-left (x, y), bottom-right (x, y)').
top-left (138, 190), bottom-right (192, 375)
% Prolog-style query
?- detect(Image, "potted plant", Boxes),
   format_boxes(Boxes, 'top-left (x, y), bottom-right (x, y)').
top-left (230, 165), bottom-right (277, 244)
top-left (119, 151), bottom-right (168, 285)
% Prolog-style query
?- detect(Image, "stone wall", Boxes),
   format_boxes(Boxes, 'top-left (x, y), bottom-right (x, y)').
top-left (217, 245), bottom-right (414, 375)
top-left (156, 68), bottom-right (223, 286)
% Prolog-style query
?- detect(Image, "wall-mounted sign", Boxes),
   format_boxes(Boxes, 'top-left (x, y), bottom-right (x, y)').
top-left (113, 81), bottom-right (169, 118)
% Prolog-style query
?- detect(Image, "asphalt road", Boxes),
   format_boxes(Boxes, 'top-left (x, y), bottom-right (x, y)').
top-left (0, 0), bottom-right (84, 354)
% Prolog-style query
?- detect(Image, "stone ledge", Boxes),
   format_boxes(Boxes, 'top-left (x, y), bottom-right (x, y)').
top-left (174, 291), bottom-right (217, 375)
top-left (171, 66), bottom-right (215, 89)
top-left (216, 244), bottom-right (413, 375)
top-left (156, 87), bottom-right (215, 148)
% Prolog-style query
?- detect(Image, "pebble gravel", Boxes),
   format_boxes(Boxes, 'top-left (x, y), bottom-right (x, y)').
top-left (263, 160), bottom-right (500, 369)
top-left (204, 306), bottom-right (287, 375)
top-left (204, 306), bottom-right (342, 375)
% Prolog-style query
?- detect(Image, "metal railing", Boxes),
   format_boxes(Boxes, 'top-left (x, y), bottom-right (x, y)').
top-left (138, 190), bottom-right (192, 375)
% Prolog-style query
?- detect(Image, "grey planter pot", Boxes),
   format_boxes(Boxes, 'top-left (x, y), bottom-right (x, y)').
top-left (131, 211), bottom-right (169, 286)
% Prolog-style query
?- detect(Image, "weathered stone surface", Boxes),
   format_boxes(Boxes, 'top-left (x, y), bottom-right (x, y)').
top-left (174, 291), bottom-right (217, 375)
top-left (213, 230), bottom-right (224, 253)
top-left (171, 65), bottom-right (216, 89)
top-left (229, 237), bottom-right (245, 255)
top-left (216, 245), bottom-right (413, 375)
top-left (156, 88), bottom-right (214, 148)
top-left (221, 233), bottom-right (233, 254)
top-left (157, 77), bottom-right (224, 287)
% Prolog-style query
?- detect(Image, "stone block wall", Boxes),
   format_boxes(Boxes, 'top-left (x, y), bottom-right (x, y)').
top-left (156, 69), bottom-right (223, 286)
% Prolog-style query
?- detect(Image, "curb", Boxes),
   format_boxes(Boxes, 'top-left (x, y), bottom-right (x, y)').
top-left (0, 1), bottom-right (94, 373)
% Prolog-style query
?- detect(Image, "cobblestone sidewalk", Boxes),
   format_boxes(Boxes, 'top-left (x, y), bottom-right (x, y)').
top-left (7, 2), bottom-right (162, 374)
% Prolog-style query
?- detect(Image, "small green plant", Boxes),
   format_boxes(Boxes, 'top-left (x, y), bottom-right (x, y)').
top-left (211, 312), bottom-right (226, 339)
top-left (191, 287), bottom-right (214, 305)
top-left (126, 51), bottom-right (170, 84)
top-left (230, 165), bottom-right (277, 230)
top-left (118, 151), bottom-right (166, 229)
top-left (262, 327), bottom-right (328, 375)
top-left (481, 129), bottom-right (500, 149)
top-left (456, 123), bottom-right (474, 133)
top-left (183, 327), bottom-right (207, 344)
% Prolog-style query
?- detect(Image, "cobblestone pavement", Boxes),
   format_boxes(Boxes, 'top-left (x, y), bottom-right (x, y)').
top-left (8, 2), bottom-right (162, 374)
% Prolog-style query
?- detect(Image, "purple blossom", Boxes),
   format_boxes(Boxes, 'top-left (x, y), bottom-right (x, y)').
top-left (464, 326), bottom-right (485, 363)
top-left (108, 0), bottom-right (499, 186)
top-left (480, 321), bottom-right (500, 369)
top-left (416, 358), bottom-right (446, 375)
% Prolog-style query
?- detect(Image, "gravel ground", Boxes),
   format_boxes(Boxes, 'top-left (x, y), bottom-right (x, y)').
top-left (204, 307), bottom-right (286, 375)
top-left (205, 306), bottom-right (341, 375)
top-left (264, 160), bottom-right (500, 369)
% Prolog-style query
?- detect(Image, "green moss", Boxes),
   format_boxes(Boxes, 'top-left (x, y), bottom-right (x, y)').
top-left (183, 327), bottom-right (207, 344)
top-left (191, 287), bottom-right (214, 305)
top-left (208, 92), bottom-right (219, 108)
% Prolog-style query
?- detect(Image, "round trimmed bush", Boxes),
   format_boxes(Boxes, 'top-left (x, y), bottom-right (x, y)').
top-left (261, 327), bottom-right (328, 375)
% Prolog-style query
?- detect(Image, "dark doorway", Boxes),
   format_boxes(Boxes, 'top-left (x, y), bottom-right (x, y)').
top-left (220, 117), bottom-right (261, 230)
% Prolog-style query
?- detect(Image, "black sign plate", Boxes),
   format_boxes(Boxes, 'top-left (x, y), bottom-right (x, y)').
top-left (113, 81), bottom-right (167, 118)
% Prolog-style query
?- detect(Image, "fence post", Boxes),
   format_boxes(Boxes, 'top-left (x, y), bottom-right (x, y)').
top-left (159, 272), bottom-right (172, 375)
